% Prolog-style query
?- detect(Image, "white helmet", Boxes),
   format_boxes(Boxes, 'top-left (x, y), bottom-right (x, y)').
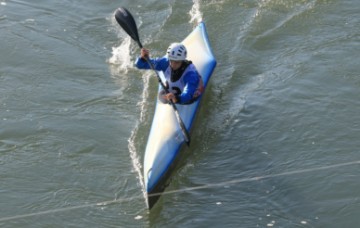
top-left (167, 43), bottom-right (187, 61)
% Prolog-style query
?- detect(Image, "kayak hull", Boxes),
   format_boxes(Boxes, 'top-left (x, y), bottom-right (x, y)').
top-left (143, 22), bottom-right (216, 209)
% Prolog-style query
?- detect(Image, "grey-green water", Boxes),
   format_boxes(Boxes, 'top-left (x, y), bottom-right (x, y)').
top-left (1, 0), bottom-right (359, 227)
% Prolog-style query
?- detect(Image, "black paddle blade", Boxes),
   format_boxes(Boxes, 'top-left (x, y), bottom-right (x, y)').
top-left (115, 7), bottom-right (142, 48)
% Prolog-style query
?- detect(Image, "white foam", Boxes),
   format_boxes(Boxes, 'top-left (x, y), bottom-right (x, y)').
top-left (108, 37), bottom-right (132, 73)
top-left (134, 215), bottom-right (143, 220)
top-left (128, 126), bottom-right (146, 204)
top-left (189, 0), bottom-right (203, 25)
top-left (127, 71), bottom-right (152, 206)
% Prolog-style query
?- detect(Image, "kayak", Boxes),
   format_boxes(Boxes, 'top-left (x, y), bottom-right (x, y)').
top-left (143, 22), bottom-right (217, 209)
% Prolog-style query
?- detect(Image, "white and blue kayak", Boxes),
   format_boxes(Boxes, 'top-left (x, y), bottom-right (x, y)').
top-left (143, 22), bottom-right (217, 208)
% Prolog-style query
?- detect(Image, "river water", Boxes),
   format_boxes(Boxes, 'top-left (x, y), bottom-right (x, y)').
top-left (1, 0), bottom-right (359, 227)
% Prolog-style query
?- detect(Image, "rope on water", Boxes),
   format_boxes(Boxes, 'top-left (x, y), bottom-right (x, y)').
top-left (1, 160), bottom-right (359, 222)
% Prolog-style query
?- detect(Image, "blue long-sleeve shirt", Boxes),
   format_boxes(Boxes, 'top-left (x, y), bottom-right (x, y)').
top-left (135, 57), bottom-right (199, 104)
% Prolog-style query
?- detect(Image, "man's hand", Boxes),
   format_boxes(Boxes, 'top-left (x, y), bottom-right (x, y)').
top-left (165, 93), bottom-right (178, 103)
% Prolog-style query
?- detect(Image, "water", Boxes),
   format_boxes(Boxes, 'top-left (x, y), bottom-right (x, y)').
top-left (1, 0), bottom-right (359, 227)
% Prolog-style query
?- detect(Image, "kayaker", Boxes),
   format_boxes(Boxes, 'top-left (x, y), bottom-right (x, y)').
top-left (135, 43), bottom-right (203, 104)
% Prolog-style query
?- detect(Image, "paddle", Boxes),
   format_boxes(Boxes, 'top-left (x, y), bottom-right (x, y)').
top-left (114, 7), bottom-right (191, 145)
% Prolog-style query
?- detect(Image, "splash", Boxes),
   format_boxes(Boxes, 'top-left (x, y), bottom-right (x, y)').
top-left (108, 10), bottom-right (134, 73)
top-left (109, 10), bottom-right (149, 206)
top-left (128, 128), bottom-right (146, 203)
top-left (127, 71), bottom-right (152, 205)
top-left (108, 36), bottom-right (132, 73)
top-left (189, 0), bottom-right (203, 25)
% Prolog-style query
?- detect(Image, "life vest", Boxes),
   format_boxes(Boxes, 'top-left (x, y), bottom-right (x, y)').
top-left (164, 61), bottom-right (204, 100)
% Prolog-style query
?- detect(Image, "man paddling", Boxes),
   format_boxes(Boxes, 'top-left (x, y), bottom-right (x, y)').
top-left (135, 43), bottom-right (203, 104)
